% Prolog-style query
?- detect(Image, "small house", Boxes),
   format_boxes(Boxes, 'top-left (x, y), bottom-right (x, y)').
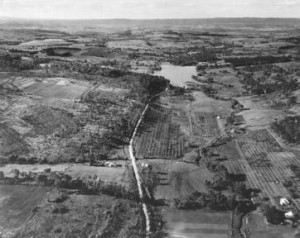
top-left (280, 197), bottom-right (291, 206)
top-left (285, 211), bottom-right (295, 219)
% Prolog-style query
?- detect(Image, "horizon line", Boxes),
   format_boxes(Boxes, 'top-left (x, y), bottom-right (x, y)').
top-left (1, 16), bottom-right (300, 21)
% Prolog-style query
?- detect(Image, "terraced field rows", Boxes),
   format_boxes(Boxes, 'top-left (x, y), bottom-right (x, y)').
top-left (237, 129), bottom-right (283, 168)
top-left (12, 77), bottom-right (36, 89)
top-left (229, 129), bottom-right (300, 203)
top-left (192, 112), bottom-right (221, 137)
top-left (134, 103), bottom-right (185, 159)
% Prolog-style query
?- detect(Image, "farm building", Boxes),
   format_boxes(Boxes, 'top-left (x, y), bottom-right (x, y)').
top-left (280, 198), bottom-right (291, 206)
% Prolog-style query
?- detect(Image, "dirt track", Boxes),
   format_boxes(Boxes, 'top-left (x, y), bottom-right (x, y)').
top-left (128, 87), bottom-right (168, 236)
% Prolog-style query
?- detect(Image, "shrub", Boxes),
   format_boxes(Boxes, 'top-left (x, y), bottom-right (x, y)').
top-left (264, 205), bottom-right (285, 225)
top-left (272, 116), bottom-right (300, 144)
top-left (172, 191), bottom-right (229, 211)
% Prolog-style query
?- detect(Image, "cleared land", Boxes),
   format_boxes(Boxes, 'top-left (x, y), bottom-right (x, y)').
top-left (243, 212), bottom-right (298, 238)
top-left (20, 78), bottom-right (90, 99)
top-left (145, 159), bottom-right (212, 200)
top-left (0, 185), bottom-right (51, 235)
top-left (161, 209), bottom-right (231, 238)
top-left (0, 185), bottom-right (143, 238)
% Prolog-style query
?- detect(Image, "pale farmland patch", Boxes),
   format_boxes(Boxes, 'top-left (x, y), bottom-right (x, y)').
top-left (107, 40), bottom-right (150, 49)
top-left (96, 84), bottom-right (128, 93)
top-left (0, 185), bottom-right (50, 233)
top-left (162, 209), bottom-right (231, 238)
top-left (65, 164), bottom-right (131, 186)
top-left (148, 160), bottom-right (213, 200)
top-left (18, 39), bottom-right (69, 47)
top-left (21, 78), bottom-right (90, 99)
top-left (0, 164), bottom-right (70, 177)
top-left (239, 109), bottom-right (286, 128)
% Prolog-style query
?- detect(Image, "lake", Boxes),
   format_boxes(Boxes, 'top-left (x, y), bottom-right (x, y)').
top-left (154, 63), bottom-right (197, 87)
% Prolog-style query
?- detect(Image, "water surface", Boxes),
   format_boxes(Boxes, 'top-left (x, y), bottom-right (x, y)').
top-left (154, 63), bottom-right (197, 87)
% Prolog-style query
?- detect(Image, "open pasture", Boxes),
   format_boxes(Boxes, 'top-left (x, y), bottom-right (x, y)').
top-left (205, 67), bottom-right (244, 97)
top-left (66, 164), bottom-right (132, 186)
top-left (18, 39), bottom-right (69, 48)
top-left (0, 185), bottom-right (50, 231)
top-left (107, 40), bottom-right (151, 49)
top-left (243, 212), bottom-right (298, 238)
top-left (17, 78), bottom-right (90, 100)
top-left (191, 91), bottom-right (232, 114)
top-left (147, 159), bottom-right (212, 200)
top-left (162, 209), bottom-right (231, 238)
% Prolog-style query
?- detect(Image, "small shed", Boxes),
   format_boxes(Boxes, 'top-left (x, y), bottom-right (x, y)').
top-left (280, 197), bottom-right (290, 206)
top-left (285, 211), bottom-right (295, 219)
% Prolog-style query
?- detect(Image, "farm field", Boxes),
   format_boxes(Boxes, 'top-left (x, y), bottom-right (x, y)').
top-left (0, 186), bottom-right (143, 238)
top-left (243, 212), bottom-right (298, 238)
top-left (16, 193), bottom-right (144, 238)
top-left (107, 40), bottom-right (151, 49)
top-left (0, 163), bottom-right (130, 185)
top-left (221, 130), bottom-right (284, 199)
top-left (65, 164), bottom-right (132, 186)
top-left (160, 209), bottom-right (231, 238)
top-left (191, 111), bottom-right (222, 137)
top-left (20, 78), bottom-right (90, 99)
top-left (203, 67), bottom-right (245, 98)
top-left (191, 91), bottom-right (232, 114)
top-left (0, 164), bottom-right (69, 177)
top-left (237, 129), bottom-right (283, 168)
top-left (221, 128), bottom-right (300, 204)
top-left (0, 185), bottom-right (51, 236)
top-left (145, 159), bottom-right (212, 199)
top-left (239, 109), bottom-right (286, 128)
top-left (134, 100), bottom-right (186, 160)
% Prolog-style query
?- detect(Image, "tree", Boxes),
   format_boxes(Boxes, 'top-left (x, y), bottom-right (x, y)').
top-left (207, 191), bottom-right (228, 210)
top-left (264, 205), bottom-right (285, 225)
top-left (287, 96), bottom-right (297, 107)
top-left (0, 171), bottom-right (4, 180)
top-left (207, 77), bottom-right (214, 84)
top-left (12, 169), bottom-right (20, 179)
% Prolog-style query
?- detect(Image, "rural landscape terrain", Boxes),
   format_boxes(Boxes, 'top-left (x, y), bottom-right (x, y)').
top-left (0, 17), bottom-right (300, 238)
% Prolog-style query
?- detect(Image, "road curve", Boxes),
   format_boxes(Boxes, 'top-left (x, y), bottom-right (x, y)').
top-left (128, 86), bottom-right (168, 236)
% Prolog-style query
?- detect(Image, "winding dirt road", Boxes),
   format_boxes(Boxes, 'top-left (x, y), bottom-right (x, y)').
top-left (128, 86), bottom-right (168, 236)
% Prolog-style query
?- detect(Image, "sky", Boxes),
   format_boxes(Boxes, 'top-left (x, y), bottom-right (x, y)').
top-left (0, 0), bottom-right (299, 19)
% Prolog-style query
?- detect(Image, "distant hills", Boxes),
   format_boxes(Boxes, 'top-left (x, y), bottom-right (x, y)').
top-left (1, 17), bottom-right (300, 32)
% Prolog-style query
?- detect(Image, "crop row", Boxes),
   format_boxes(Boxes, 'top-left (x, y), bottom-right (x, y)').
top-left (192, 112), bottom-right (221, 137)
top-left (134, 120), bottom-right (185, 159)
top-left (237, 129), bottom-right (283, 168)
top-left (239, 129), bottom-right (282, 152)
top-left (135, 137), bottom-right (185, 159)
top-left (232, 131), bottom-right (298, 202)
